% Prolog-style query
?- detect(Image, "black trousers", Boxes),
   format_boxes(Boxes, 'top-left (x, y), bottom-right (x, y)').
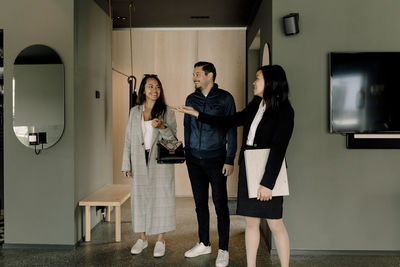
top-left (186, 154), bottom-right (230, 251)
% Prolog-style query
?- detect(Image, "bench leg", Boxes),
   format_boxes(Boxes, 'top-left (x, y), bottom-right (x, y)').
top-left (105, 206), bottom-right (111, 222)
top-left (85, 206), bottom-right (91, 242)
top-left (115, 206), bottom-right (121, 242)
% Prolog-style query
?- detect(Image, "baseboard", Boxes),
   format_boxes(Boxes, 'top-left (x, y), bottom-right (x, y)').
top-left (271, 249), bottom-right (400, 256)
top-left (2, 243), bottom-right (76, 250)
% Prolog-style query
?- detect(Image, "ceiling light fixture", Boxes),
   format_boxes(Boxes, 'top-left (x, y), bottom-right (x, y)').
top-left (112, 16), bottom-right (127, 21)
top-left (190, 16), bottom-right (210, 19)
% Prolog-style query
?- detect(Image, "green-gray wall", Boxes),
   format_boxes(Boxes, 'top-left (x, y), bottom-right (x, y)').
top-left (0, 0), bottom-right (75, 245)
top-left (247, 49), bottom-right (259, 103)
top-left (247, 0), bottom-right (272, 54)
top-left (74, 0), bottom-right (113, 241)
top-left (0, 0), bottom-right (112, 245)
top-left (250, 0), bottom-right (400, 251)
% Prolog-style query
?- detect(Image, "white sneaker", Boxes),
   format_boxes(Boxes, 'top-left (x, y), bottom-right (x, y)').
top-left (153, 241), bottom-right (166, 257)
top-left (130, 239), bottom-right (148, 255)
top-left (215, 249), bottom-right (229, 267)
top-left (184, 242), bottom-right (211, 258)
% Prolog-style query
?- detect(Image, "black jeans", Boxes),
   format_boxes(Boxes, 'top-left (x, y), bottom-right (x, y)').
top-left (186, 154), bottom-right (230, 251)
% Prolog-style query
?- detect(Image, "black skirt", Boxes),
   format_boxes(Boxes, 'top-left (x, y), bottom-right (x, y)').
top-left (236, 159), bottom-right (283, 219)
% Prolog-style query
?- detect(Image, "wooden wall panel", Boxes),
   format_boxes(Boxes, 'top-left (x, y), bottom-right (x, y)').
top-left (154, 31), bottom-right (198, 196)
top-left (112, 29), bottom-right (246, 196)
top-left (197, 30), bottom-right (246, 197)
top-left (112, 30), bottom-right (156, 184)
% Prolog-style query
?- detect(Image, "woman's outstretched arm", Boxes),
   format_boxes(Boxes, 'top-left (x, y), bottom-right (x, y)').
top-left (174, 96), bottom-right (262, 129)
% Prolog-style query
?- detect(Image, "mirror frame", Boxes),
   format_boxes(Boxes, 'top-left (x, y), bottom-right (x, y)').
top-left (12, 44), bottom-right (65, 150)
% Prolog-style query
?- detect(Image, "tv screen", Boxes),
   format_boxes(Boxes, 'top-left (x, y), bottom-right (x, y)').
top-left (330, 52), bottom-right (400, 133)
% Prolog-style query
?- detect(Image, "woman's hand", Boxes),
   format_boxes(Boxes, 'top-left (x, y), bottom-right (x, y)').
top-left (123, 171), bottom-right (131, 178)
top-left (257, 185), bottom-right (272, 201)
top-left (152, 118), bottom-right (166, 129)
top-left (173, 106), bottom-right (199, 118)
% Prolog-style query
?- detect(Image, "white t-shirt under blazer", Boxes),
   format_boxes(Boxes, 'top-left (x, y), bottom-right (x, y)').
top-left (246, 100), bottom-right (266, 146)
top-left (142, 117), bottom-right (154, 150)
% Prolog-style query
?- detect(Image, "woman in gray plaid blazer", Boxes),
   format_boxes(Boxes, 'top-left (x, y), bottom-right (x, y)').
top-left (122, 75), bottom-right (177, 258)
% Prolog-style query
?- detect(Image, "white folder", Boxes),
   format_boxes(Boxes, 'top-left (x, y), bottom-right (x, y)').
top-left (244, 149), bottom-right (289, 198)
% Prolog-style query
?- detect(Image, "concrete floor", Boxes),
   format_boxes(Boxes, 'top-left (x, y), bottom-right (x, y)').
top-left (1, 198), bottom-right (399, 267)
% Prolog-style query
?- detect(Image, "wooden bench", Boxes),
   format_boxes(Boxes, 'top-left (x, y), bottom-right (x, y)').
top-left (79, 184), bottom-right (130, 242)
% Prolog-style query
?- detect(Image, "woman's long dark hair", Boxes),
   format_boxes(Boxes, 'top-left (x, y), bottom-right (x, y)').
top-left (258, 65), bottom-right (290, 110)
top-left (137, 75), bottom-right (167, 119)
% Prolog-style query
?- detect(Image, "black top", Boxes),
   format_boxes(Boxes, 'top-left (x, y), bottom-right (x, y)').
top-left (198, 96), bottom-right (294, 190)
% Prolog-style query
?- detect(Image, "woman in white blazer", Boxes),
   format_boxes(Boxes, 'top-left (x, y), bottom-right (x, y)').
top-left (122, 74), bottom-right (177, 258)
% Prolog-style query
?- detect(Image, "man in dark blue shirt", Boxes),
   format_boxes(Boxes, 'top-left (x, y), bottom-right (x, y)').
top-left (183, 61), bottom-right (237, 267)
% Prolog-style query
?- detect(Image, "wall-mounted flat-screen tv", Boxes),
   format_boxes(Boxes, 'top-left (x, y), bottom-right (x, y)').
top-left (330, 52), bottom-right (400, 133)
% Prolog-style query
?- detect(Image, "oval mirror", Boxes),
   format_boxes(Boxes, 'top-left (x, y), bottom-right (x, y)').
top-left (13, 44), bottom-right (64, 149)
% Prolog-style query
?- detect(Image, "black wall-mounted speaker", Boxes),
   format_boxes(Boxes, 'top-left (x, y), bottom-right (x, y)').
top-left (283, 13), bottom-right (300, 36)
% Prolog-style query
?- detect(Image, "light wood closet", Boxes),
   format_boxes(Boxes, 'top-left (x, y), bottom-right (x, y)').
top-left (112, 28), bottom-right (245, 197)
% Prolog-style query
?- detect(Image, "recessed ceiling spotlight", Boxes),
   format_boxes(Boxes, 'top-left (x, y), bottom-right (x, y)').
top-left (112, 16), bottom-right (128, 21)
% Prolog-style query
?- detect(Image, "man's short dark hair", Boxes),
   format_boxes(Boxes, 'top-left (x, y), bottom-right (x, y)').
top-left (194, 61), bottom-right (216, 82)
